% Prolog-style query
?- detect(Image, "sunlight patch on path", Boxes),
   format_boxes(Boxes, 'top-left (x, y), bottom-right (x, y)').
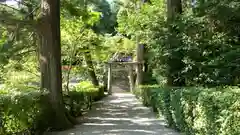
top-left (49, 93), bottom-right (180, 135)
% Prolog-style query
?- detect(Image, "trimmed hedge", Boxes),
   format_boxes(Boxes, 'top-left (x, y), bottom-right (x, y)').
top-left (65, 81), bottom-right (105, 117)
top-left (0, 81), bottom-right (105, 135)
top-left (135, 85), bottom-right (240, 135)
top-left (0, 90), bottom-right (49, 135)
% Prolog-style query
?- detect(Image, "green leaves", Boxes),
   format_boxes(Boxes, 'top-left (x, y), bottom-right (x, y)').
top-left (135, 86), bottom-right (240, 135)
top-left (0, 82), bottom-right (104, 134)
top-left (118, 0), bottom-right (240, 86)
top-left (117, 0), bottom-right (165, 42)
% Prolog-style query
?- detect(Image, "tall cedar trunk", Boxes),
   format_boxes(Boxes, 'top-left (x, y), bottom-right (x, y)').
top-left (165, 0), bottom-right (184, 128)
top-left (166, 0), bottom-right (185, 86)
top-left (38, 0), bottom-right (73, 130)
top-left (84, 51), bottom-right (99, 87)
top-left (167, 0), bottom-right (182, 20)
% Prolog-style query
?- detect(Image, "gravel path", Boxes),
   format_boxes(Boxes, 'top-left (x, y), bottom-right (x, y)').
top-left (50, 92), bottom-right (180, 135)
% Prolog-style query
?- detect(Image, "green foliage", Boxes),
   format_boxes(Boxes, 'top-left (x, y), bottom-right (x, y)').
top-left (117, 0), bottom-right (240, 86)
top-left (0, 81), bottom-right (105, 134)
top-left (0, 0), bottom-right (123, 134)
top-left (74, 81), bottom-right (99, 98)
top-left (61, 0), bottom-right (117, 34)
top-left (0, 90), bottom-right (50, 135)
top-left (135, 86), bottom-right (240, 135)
top-left (3, 0), bottom-right (240, 134)
top-left (0, 56), bottom-right (39, 90)
top-left (103, 35), bottom-right (135, 55)
top-left (90, 0), bottom-right (117, 34)
top-left (60, 10), bottom-right (106, 85)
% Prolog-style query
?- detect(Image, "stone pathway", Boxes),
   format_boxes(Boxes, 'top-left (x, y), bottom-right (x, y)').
top-left (50, 92), bottom-right (180, 135)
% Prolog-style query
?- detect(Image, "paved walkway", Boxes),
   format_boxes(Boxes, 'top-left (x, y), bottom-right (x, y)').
top-left (50, 92), bottom-right (179, 135)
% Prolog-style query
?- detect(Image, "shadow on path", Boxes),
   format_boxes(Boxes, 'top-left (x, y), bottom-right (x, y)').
top-left (50, 92), bottom-right (179, 135)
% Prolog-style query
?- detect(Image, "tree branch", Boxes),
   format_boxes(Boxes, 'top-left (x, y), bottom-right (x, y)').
top-left (0, 3), bottom-right (23, 13)
top-left (15, 49), bottom-right (36, 56)
top-left (12, 0), bottom-right (34, 7)
top-left (0, 13), bottom-right (36, 26)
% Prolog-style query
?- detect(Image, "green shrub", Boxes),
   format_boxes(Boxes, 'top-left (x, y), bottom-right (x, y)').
top-left (73, 81), bottom-right (105, 101)
top-left (0, 81), bottom-right (105, 134)
top-left (134, 85), bottom-right (160, 107)
top-left (134, 86), bottom-right (240, 135)
top-left (64, 81), bottom-right (101, 117)
top-left (0, 90), bottom-right (51, 135)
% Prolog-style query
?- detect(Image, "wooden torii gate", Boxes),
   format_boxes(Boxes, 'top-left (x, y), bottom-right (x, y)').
top-left (105, 44), bottom-right (144, 95)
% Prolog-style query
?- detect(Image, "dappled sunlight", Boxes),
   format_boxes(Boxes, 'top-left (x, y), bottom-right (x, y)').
top-left (1, 0), bottom-right (239, 134)
top-left (83, 123), bottom-right (117, 126)
top-left (52, 92), bottom-right (179, 135)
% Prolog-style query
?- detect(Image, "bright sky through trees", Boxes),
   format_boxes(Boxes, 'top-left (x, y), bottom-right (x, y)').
top-left (3, 0), bottom-right (18, 5)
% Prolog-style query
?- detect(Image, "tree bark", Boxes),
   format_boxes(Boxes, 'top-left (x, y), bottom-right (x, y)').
top-left (166, 0), bottom-right (185, 86)
top-left (136, 43), bottom-right (144, 86)
top-left (37, 0), bottom-right (73, 130)
top-left (165, 1), bottom-right (185, 128)
top-left (167, 0), bottom-right (183, 21)
top-left (84, 51), bottom-right (99, 87)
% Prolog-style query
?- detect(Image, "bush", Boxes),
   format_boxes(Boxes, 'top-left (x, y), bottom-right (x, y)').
top-left (135, 85), bottom-right (240, 135)
top-left (65, 81), bottom-right (105, 117)
top-left (0, 90), bottom-right (50, 135)
top-left (0, 81), bottom-right (105, 135)
top-left (73, 81), bottom-right (105, 101)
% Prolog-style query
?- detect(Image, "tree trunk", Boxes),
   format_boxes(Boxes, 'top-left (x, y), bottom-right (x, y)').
top-left (136, 43), bottom-right (144, 86)
top-left (165, 1), bottom-right (185, 128)
top-left (166, 0), bottom-right (185, 86)
top-left (37, 0), bottom-right (73, 130)
top-left (167, 0), bottom-right (182, 21)
top-left (84, 51), bottom-right (99, 87)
